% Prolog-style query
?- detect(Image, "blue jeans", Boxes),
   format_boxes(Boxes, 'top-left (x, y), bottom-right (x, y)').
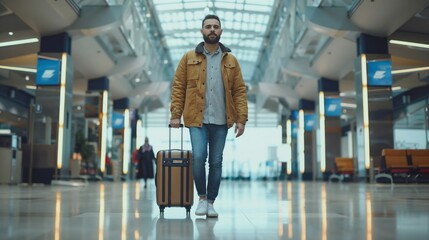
top-left (189, 124), bottom-right (228, 203)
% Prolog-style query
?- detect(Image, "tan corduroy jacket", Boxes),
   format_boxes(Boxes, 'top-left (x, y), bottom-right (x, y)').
top-left (170, 42), bottom-right (248, 128)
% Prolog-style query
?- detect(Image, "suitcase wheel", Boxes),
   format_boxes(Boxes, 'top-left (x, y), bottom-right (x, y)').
top-left (159, 206), bottom-right (165, 214)
top-left (185, 206), bottom-right (191, 215)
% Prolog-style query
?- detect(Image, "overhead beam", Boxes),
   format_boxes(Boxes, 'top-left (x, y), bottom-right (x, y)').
top-left (67, 6), bottom-right (123, 37)
top-left (306, 6), bottom-right (360, 38)
top-left (282, 58), bottom-right (319, 80)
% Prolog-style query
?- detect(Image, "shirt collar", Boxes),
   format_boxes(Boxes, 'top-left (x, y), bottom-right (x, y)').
top-left (195, 42), bottom-right (231, 54)
top-left (203, 45), bottom-right (221, 55)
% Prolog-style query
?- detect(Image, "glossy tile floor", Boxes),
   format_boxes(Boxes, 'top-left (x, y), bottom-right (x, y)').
top-left (1, 180), bottom-right (429, 240)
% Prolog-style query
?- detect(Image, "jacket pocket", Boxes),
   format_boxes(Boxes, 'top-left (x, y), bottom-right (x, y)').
top-left (187, 59), bottom-right (202, 85)
top-left (226, 90), bottom-right (237, 122)
top-left (184, 87), bottom-right (197, 121)
top-left (224, 62), bottom-right (236, 89)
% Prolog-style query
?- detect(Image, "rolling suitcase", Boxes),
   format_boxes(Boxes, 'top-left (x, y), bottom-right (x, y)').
top-left (156, 125), bottom-right (193, 214)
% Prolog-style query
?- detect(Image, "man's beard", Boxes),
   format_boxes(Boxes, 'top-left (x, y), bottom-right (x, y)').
top-left (203, 33), bottom-right (221, 44)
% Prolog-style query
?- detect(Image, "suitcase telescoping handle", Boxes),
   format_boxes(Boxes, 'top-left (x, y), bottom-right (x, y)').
top-left (168, 124), bottom-right (184, 151)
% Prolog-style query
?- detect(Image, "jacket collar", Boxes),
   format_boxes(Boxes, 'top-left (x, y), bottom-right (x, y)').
top-left (195, 42), bottom-right (231, 54)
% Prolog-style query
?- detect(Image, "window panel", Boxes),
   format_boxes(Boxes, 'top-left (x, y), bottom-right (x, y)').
top-left (152, 0), bottom-right (275, 82)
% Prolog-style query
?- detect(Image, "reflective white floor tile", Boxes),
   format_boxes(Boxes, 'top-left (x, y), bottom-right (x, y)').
top-left (1, 180), bottom-right (429, 240)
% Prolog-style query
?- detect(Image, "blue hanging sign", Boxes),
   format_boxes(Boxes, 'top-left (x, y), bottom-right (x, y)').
top-left (36, 57), bottom-right (61, 86)
top-left (290, 110), bottom-right (299, 121)
top-left (291, 122), bottom-right (298, 138)
top-left (112, 112), bottom-right (124, 129)
top-left (367, 59), bottom-right (392, 86)
top-left (324, 97), bottom-right (342, 117)
top-left (304, 114), bottom-right (316, 131)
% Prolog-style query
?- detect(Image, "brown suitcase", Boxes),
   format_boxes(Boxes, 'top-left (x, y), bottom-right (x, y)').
top-left (156, 125), bottom-right (193, 214)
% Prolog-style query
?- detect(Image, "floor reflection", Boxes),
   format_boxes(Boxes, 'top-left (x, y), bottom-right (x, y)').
top-left (195, 218), bottom-right (218, 239)
top-left (0, 180), bottom-right (429, 240)
top-left (99, 184), bottom-right (105, 240)
top-left (156, 214), bottom-right (194, 240)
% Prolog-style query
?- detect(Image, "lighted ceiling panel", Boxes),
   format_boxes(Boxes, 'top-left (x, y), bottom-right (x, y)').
top-left (152, 0), bottom-right (275, 81)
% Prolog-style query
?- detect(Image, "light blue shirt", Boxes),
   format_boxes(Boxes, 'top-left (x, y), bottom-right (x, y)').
top-left (202, 46), bottom-right (226, 125)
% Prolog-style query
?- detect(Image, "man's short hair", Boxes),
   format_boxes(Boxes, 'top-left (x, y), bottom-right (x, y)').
top-left (202, 14), bottom-right (221, 27)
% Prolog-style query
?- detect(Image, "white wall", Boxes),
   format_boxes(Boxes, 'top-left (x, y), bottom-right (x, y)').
top-left (394, 129), bottom-right (427, 149)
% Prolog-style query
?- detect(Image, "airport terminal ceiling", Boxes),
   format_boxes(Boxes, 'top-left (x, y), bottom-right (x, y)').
top-left (1, 0), bottom-right (429, 128)
top-left (151, 0), bottom-right (276, 82)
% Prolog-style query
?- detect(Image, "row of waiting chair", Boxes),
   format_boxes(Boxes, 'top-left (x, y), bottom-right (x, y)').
top-left (329, 149), bottom-right (429, 183)
top-left (329, 157), bottom-right (354, 182)
top-left (378, 149), bottom-right (429, 183)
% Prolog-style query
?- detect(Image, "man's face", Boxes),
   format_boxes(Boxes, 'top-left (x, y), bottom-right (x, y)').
top-left (201, 18), bottom-right (222, 44)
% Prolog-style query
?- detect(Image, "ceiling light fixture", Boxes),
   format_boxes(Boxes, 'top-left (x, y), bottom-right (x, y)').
top-left (0, 65), bottom-right (37, 73)
top-left (392, 66), bottom-right (429, 75)
top-left (0, 37), bottom-right (39, 47)
top-left (339, 91), bottom-right (356, 97)
top-left (25, 85), bottom-right (37, 90)
top-left (389, 39), bottom-right (429, 49)
top-left (340, 102), bottom-right (357, 108)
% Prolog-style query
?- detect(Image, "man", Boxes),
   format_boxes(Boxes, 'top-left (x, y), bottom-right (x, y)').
top-left (170, 14), bottom-right (248, 218)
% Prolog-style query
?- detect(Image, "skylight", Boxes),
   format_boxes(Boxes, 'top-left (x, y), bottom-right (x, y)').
top-left (152, 0), bottom-right (275, 81)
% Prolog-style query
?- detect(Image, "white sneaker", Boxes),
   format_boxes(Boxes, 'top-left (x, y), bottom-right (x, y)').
top-left (207, 203), bottom-right (218, 218)
top-left (195, 199), bottom-right (208, 216)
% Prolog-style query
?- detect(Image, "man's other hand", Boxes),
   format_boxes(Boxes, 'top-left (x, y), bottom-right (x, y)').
top-left (235, 123), bottom-right (245, 138)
